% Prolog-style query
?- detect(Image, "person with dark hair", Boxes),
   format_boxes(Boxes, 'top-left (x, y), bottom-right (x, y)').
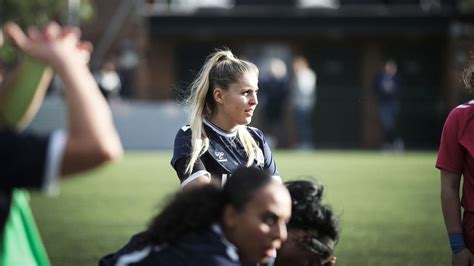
top-left (171, 49), bottom-right (280, 188)
top-left (276, 180), bottom-right (339, 266)
top-left (100, 166), bottom-right (292, 266)
top-left (437, 60), bottom-right (474, 266)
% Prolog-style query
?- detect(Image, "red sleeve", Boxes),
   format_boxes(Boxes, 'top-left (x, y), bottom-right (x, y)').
top-left (436, 108), bottom-right (464, 174)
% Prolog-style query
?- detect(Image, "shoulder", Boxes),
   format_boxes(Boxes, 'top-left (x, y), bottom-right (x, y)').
top-left (453, 100), bottom-right (474, 112)
top-left (446, 100), bottom-right (474, 124)
top-left (176, 125), bottom-right (192, 135)
top-left (174, 125), bottom-right (192, 142)
top-left (246, 126), bottom-right (265, 139)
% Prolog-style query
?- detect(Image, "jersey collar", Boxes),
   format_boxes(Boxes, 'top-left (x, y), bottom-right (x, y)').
top-left (203, 118), bottom-right (238, 138)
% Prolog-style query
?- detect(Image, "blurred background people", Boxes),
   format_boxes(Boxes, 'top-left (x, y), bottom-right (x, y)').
top-left (260, 57), bottom-right (290, 148)
top-left (291, 56), bottom-right (317, 150)
top-left (117, 39), bottom-right (138, 98)
top-left (95, 59), bottom-right (122, 100)
top-left (373, 59), bottom-right (403, 151)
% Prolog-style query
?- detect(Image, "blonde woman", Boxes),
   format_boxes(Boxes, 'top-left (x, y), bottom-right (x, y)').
top-left (171, 49), bottom-right (280, 188)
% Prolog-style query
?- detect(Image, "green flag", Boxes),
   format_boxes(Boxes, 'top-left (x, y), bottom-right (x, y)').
top-left (1, 189), bottom-right (50, 266)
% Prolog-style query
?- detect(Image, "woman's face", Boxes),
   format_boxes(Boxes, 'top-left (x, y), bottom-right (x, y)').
top-left (224, 182), bottom-right (292, 264)
top-left (277, 229), bottom-right (322, 266)
top-left (214, 72), bottom-right (259, 129)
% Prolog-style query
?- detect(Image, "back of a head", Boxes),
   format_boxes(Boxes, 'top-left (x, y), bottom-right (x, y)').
top-left (143, 183), bottom-right (224, 246)
top-left (224, 166), bottom-right (273, 211)
top-left (284, 180), bottom-right (339, 260)
top-left (463, 52), bottom-right (474, 93)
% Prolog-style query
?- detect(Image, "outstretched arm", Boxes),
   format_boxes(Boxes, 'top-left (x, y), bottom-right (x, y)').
top-left (4, 22), bottom-right (123, 176)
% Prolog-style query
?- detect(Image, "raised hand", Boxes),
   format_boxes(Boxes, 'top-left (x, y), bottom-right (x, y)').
top-left (4, 22), bottom-right (92, 69)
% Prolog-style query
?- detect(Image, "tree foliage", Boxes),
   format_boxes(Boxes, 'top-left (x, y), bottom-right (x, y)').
top-left (1, 0), bottom-right (94, 27)
top-left (0, 0), bottom-right (95, 64)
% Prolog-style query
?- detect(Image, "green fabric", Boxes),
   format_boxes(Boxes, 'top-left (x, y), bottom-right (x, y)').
top-left (1, 57), bottom-right (49, 128)
top-left (1, 189), bottom-right (50, 266)
top-left (0, 54), bottom-right (52, 266)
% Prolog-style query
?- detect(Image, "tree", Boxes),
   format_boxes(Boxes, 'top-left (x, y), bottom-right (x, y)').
top-left (0, 0), bottom-right (94, 64)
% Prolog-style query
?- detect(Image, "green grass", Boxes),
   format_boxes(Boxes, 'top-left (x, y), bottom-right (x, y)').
top-left (29, 151), bottom-right (449, 266)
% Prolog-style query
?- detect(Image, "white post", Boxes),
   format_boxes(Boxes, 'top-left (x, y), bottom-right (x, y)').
top-left (68, 0), bottom-right (80, 26)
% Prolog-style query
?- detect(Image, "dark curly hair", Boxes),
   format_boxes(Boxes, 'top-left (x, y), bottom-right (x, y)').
top-left (284, 180), bottom-right (340, 261)
top-left (138, 166), bottom-right (273, 247)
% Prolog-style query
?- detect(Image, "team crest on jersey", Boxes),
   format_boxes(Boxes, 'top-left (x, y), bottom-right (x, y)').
top-left (215, 151), bottom-right (228, 162)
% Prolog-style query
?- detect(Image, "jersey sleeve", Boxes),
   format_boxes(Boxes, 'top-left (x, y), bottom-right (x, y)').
top-left (171, 126), bottom-right (211, 186)
top-left (436, 108), bottom-right (464, 174)
top-left (0, 128), bottom-right (50, 189)
top-left (42, 130), bottom-right (67, 195)
top-left (248, 127), bottom-right (280, 180)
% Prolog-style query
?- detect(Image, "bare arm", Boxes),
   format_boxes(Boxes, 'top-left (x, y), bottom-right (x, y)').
top-left (4, 22), bottom-right (123, 176)
top-left (441, 170), bottom-right (463, 235)
top-left (441, 169), bottom-right (474, 266)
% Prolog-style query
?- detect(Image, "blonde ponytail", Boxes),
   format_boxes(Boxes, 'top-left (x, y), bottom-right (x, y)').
top-left (184, 49), bottom-right (262, 174)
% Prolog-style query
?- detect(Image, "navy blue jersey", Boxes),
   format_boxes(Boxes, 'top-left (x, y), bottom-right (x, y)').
top-left (0, 128), bottom-right (50, 234)
top-left (100, 224), bottom-right (269, 266)
top-left (171, 119), bottom-right (279, 186)
top-left (0, 128), bottom-right (50, 189)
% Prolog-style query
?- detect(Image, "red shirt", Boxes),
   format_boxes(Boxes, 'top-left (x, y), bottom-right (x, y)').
top-left (436, 100), bottom-right (474, 211)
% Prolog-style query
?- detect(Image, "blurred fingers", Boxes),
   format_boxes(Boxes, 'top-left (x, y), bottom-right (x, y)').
top-left (77, 41), bottom-right (93, 53)
top-left (75, 41), bottom-right (92, 64)
top-left (61, 26), bottom-right (81, 39)
top-left (44, 21), bottom-right (61, 40)
top-left (27, 26), bottom-right (42, 42)
top-left (3, 22), bottom-right (29, 49)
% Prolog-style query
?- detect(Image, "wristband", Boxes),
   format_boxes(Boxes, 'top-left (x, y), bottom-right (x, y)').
top-left (449, 233), bottom-right (466, 254)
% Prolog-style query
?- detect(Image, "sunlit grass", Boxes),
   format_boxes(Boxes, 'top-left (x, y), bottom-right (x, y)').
top-left (30, 151), bottom-right (449, 266)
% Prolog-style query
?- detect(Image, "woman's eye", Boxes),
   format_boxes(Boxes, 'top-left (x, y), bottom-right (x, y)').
top-left (264, 217), bottom-right (276, 225)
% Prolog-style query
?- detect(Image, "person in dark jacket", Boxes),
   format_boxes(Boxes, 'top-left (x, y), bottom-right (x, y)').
top-left (100, 166), bottom-right (292, 266)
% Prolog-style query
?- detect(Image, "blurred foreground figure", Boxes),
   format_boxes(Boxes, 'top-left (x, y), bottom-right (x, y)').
top-left (100, 166), bottom-right (291, 266)
top-left (0, 22), bottom-right (122, 264)
top-left (437, 59), bottom-right (474, 266)
top-left (276, 180), bottom-right (339, 266)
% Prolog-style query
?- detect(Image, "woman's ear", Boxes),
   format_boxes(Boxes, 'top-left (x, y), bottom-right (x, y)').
top-left (223, 205), bottom-right (239, 229)
top-left (213, 88), bottom-right (224, 104)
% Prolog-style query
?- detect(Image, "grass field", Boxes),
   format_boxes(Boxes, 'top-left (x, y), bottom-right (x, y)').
top-left (29, 151), bottom-right (449, 266)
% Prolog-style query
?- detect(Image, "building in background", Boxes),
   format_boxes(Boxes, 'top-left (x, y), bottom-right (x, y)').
top-left (82, 0), bottom-right (473, 149)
